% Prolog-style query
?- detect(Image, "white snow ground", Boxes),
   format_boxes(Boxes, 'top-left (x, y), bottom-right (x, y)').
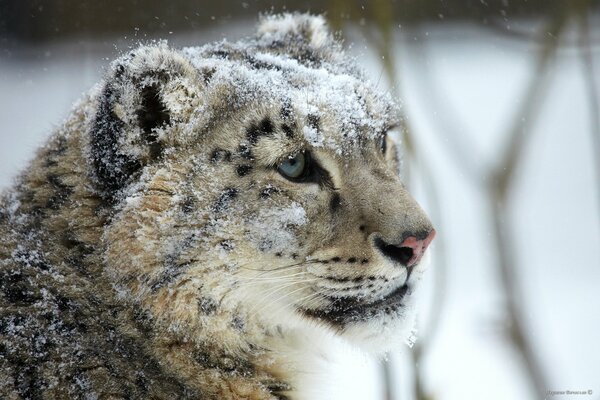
top-left (1, 19), bottom-right (598, 400)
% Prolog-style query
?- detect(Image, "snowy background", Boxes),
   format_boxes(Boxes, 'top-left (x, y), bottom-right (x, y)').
top-left (1, 3), bottom-right (599, 400)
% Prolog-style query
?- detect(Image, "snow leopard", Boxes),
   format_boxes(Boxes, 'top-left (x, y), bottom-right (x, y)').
top-left (0, 13), bottom-right (435, 400)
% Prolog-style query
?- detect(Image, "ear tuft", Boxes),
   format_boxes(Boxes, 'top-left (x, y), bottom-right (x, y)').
top-left (257, 13), bottom-right (334, 52)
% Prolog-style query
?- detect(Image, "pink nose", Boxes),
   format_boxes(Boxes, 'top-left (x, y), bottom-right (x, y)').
top-left (398, 229), bottom-right (436, 267)
top-left (375, 229), bottom-right (436, 267)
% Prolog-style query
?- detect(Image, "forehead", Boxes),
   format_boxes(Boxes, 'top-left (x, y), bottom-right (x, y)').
top-left (181, 41), bottom-right (399, 154)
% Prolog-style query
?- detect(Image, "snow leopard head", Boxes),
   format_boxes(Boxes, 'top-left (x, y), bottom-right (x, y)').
top-left (93, 13), bottom-right (435, 354)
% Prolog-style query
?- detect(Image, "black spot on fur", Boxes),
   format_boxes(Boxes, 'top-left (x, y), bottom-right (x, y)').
top-left (213, 188), bottom-right (239, 213)
top-left (245, 56), bottom-right (283, 71)
top-left (220, 240), bottom-right (234, 251)
top-left (13, 249), bottom-right (51, 271)
top-left (201, 67), bottom-right (216, 83)
top-left (181, 196), bottom-right (196, 213)
top-left (347, 257), bottom-right (357, 263)
top-left (281, 123), bottom-right (295, 138)
top-left (210, 49), bottom-right (230, 59)
top-left (46, 173), bottom-right (73, 210)
top-left (267, 381), bottom-right (293, 399)
top-left (329, 193), bottom-right (342, 213)
top-left (331, 257), bottom-right (341, 262)
top-left (193, 349), bottom-right (253, 376)
top-left (150, 233), bottom-right (198, 291)
top-left (246, 117), bottom-right (275, 145)
top-left (280, 100), bottom-right (293, 120)
top-left (231, 315), bottom-right (245, 331)
top-left (0, 271), bottom-right (40, 305)
top-left (260, 186), bottom-right (280, 199)
top-left (238, 144), bottom-right (253, 160)
top-left (136, 83), bottom-right (170, 159)
top-left (211, 148), bottom-right (232, 163)
top-left (43, 136), bottom-right (67, 168)
top-left (361, 259), bottom-right (369, 264)
top-left (307, 113), bottom-right (320, 132)
top-left (115, 64), bottom-right (126, 78)
top-left (236, 165), bottom-right (252, 177)
top-left (198, 297), bottom-right (218, 315)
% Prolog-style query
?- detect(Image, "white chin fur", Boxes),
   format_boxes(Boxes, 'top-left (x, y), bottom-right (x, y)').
top-left (338, 250), bottom-right (432, 354)
top-left (338, 294), bottom-right (418, 355)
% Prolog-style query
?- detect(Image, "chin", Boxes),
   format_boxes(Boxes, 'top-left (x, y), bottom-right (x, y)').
top-left (338, 293), bottom-right (419, 355)
top-left (300, 283), bottom-right (420, 355)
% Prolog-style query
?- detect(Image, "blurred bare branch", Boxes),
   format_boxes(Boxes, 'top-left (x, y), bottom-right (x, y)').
top-left (576, 5), bottom-right (600, 228)
top-left (329, 2), bottom-right (595, 399)
top-left (489, 8), bottom-right (568, 399)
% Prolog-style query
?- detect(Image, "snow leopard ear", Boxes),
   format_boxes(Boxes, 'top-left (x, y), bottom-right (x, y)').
top-left (89, 45), bottom-right (196, 200)
top-left (256, 13), bottom-right (341, 62)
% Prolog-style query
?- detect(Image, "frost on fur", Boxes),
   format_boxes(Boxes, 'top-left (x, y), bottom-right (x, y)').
top-left (0, 13), bottom-right (434, 400)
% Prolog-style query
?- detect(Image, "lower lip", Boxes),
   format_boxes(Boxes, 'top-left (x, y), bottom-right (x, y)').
top-left (301, 284), bottom-right (410, 327)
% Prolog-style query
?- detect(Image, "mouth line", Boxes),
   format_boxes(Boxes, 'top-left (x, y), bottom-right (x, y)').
top-left (299, 283), bottom-right (410, 327)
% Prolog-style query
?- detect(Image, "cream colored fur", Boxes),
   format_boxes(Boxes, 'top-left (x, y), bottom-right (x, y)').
top-left (0, 13), bottom-right (434, 399)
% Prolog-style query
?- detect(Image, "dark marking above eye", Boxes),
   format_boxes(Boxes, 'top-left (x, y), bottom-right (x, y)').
top-left (236, 165), bottom-right (252, 177)
top-left (281, 123), bottom-right (295, 138)
top-left (246, 117), bottom-right (274, 144)
top-left (307, 114), bottom-right (320, 131)
top-left (260, 117), bottom-right (274, 134)
top-left (213, 188), bottom-right (239, 213)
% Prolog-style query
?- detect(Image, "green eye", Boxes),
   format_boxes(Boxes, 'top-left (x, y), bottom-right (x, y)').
top-left (278, 152), bottom-right (307, 179)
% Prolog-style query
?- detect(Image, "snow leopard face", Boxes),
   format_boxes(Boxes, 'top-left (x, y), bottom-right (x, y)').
top-left (96, 14), bottom-right (434, 355)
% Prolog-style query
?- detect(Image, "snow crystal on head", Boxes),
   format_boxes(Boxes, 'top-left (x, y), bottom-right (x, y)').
top-left (180, 23), bottom-right (398, 155)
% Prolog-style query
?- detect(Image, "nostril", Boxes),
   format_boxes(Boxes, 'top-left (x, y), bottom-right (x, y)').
top-left (374, 229), bottom-right (436, 267)
top-left (374, 238), bottom-right (414, 266)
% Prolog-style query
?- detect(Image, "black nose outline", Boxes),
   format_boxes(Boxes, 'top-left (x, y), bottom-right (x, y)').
top-left (374, 238), bottom-right (414, 266)
top-left (373, 229), bottom-right (436, 267)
